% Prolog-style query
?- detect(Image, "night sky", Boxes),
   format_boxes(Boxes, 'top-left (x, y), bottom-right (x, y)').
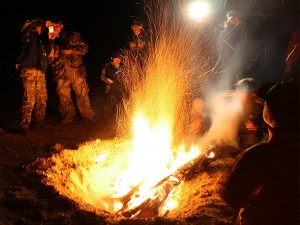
top-left (0, 0), bottom-right (299, 119)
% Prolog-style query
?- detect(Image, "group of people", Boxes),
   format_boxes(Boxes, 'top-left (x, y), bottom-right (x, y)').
top-left (191, 17), bottom-right (299, 223)
top-left (189, 77), bottom-right (267, 149)
top-left (100, 18), bottom-right (150, 124)
top-left (189, 77), bottom-right (299, 225)
top-left (210, 9), bottom-right (299, 225)
top-left (16, 18), bottom-right (97, 134)
top-left (214, 9), bottom-right (299, 93)
top-left (16, 17), bottom-right (151, 134)
top-left (221, 81), bottom-right (299, 225)
top-left (15, 14), bottom-right (300, 225)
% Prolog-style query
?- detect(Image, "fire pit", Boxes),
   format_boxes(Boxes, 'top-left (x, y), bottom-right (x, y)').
top-left (33, 138), bottom-right (239, 224)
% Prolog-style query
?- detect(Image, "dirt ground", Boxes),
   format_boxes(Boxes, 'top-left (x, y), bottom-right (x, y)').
top-left (0, 109), bottom-right (240, 225)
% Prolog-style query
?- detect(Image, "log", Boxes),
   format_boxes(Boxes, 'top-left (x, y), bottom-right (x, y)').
top-left (119, 152), bottom-right (215, 218)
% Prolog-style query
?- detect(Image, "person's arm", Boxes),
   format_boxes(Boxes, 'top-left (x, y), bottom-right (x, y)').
top-left (221, 147), bottom-right (263, 210)
top-left (285, 28), bottom-right (299, 74)
top-left (65, 32), bottom-right (89, 56)
top-left (101, 64), bottom-right (113, 84)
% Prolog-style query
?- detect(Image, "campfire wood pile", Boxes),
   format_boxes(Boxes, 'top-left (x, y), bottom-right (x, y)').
top-left (117, 152), bottom-right (216, 218)
top-left (115, 145), bottom-right (240, 220)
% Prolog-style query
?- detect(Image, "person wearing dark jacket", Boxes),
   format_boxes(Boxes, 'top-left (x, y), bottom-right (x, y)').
top-left (48, 19), bottom-right (95, 124)
top-left (100, 51), bottom-right (126, 124)
top-left (233, 78), bottom-right (267, 150)
top-left (221, 81), bottom-right (300, 225)
top-left (207, 78), bottom-right (266, 150)
top-left (16, 19), bottom-right (53, 134)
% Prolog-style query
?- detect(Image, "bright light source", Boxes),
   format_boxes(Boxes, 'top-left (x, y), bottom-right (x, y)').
top-left (188, 1), bottom-right (209, 22)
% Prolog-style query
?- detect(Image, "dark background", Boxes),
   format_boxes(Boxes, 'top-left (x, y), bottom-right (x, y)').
top-left (0, 0), bottom-right (299, 123)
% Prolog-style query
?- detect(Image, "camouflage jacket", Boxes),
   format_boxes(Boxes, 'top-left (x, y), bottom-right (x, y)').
top-left (49, 30), bottom-right (89, 79)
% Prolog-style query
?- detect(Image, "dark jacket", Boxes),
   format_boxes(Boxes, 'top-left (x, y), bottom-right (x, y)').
top-left (101, 61), bottom-right (125, 96)
top-left (221, 129), bottom-right (300, 225)
top-left (17, 19), bottom-right (50, 73)
top-left (101, 62), bottom-right (121, 81)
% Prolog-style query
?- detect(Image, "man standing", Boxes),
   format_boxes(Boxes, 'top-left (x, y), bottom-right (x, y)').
top-left (124, 17), bottom-right (151, 80)
top-left (215, 10), bottom-right (261, 92)
top-left (100, 51), bottom-right (126, 125)
top-left (48, 19), bottom-right (95, 124)
top-left (16, 19), bottom-right (53, 134)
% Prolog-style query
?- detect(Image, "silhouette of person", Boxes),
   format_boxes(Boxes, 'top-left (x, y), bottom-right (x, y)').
top-left (221, 81), bottom-right (300, 225)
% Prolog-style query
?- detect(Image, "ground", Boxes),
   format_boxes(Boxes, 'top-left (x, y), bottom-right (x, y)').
top-left (0, 112), bottom-right (240, 225)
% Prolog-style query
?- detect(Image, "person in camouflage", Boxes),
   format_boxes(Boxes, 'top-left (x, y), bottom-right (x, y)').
top-left (123, 17), bottom-right (151, 81)
top-left (16, 19), bottom-right (54, 134)
top-left (48, 19), bottom-right (95, 124)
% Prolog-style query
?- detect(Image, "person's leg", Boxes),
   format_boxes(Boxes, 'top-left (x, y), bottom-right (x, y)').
top-left (33, 72), bottom-right (47, 123)
top-left (19, 69), bottom-right (37, 130)
top-left (56, 77), bottom-right (75, 123)
top-left (72, 76), bottom-right (95, 120)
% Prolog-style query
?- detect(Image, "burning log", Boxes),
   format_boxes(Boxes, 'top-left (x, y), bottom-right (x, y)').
top-left (117, 151), bottom-right (216, 218)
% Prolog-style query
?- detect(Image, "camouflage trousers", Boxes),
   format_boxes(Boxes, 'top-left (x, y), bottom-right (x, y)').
top-left (19, 68), bottom-right (47, 129)
top-left (55, 72), bottom-right (94, 121)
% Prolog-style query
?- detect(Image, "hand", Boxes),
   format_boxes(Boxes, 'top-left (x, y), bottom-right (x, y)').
top-left (107, 78), bottom-right (114, 84)
top-left (48, 32), bottom-right (59, 40)
top-left (45, 20), bottom-right (52, 28)
top-left (62, 49), bottom-right (73, 55)
top-left (15, 64), bottom-right (21, 70)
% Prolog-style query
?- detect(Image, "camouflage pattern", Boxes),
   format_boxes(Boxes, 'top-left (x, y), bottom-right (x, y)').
top-left (49, 31), bottom-right (88, 80)
top-left (19, 68), bottom-right (47, 129)
top-left (49, 30), bottom-right (94, 121)
top-left (56, 70), bottom-right (94, 120)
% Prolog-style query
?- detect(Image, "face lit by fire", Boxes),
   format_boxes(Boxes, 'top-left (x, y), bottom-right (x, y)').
top-left (51, 23), bottom-right (64, 37)
top-left (227, 16), bottom-right (241, 26)
top-left (192, 98), bottom-right (205, 113)
top-left (112, 57), bottom-right (121, 66)
top-left (131, 24), bottom-right (143, 36)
